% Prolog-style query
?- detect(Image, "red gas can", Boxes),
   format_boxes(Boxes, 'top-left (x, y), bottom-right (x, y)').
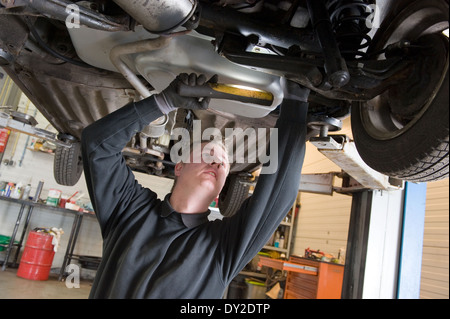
top-left (17, 231), bottom-right (55, 281)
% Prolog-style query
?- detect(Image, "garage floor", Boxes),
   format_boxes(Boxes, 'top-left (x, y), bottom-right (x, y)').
top-left (0, 268), bottom-right (91, 299)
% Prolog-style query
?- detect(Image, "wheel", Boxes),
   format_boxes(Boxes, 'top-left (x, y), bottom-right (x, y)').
top-left (218, 174), bottom-right (250, 217)
top-left (351, 0), bottom-right (449, 182)
top-left (54, 142), bottom-right (83, 186)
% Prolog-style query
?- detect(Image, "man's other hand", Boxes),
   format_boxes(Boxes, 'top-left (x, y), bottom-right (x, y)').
top-left (156, 73), bottom-right (218, 114)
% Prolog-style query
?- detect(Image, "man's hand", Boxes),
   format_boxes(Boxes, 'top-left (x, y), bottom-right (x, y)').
top-left (155, 73), bottom-right (218, 114)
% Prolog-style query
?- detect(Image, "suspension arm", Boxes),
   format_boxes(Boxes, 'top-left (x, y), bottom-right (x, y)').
top-left (222, 40), bottom-right (413, 102)
top-left (306, 0), bottom-right (350, 88)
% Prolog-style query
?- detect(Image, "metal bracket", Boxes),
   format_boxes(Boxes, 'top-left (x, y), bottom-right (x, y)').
top-left (0, 109), bottom-right (71, 148)
top-left (310, 134), bottom-right (404, 191)
top-left (299, 173), bottom-right (335, 195)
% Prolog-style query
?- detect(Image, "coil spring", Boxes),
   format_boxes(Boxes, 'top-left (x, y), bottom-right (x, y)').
top-left (327, 0), bottom-right (374, 60)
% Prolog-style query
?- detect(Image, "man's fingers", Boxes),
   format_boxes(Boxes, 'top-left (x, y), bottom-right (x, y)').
top-left (197, 74), bottom-right (207, 86)
top-left (208, 74), bottom-right (219, 84)
top-left (177, 73), bottom-right (189, 85)
top-left (178, 73), bottom-right (216, 87)
top-left (188, 73), bottom-right (197, 86)
top-left (173, 73), bottom-right (214, 110)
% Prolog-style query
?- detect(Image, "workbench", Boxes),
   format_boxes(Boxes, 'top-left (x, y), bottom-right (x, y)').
top-left (259, 255), bottom-right (344, 299)
top-left (0, 195), bottom-right (100, 280)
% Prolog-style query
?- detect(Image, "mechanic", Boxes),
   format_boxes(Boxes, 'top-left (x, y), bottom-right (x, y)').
top-left (81, 73), bottom-right (309, 298)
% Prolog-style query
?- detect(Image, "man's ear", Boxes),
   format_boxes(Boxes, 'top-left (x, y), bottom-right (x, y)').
top-left (174, 162), bottom-right (184, 177)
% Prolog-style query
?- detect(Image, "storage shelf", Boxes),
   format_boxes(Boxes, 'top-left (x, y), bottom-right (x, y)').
top-left (262, 193), bottom-right (299, 260)
top-left (259, 256), bottom-right (318, 275)
top-left (263, 245), bottom-right (288, 253)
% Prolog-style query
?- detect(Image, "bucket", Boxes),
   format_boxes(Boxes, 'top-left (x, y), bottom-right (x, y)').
top-left (245, 279), bottom-right (267, 299)
top-left (17, 231), bottom-right (55, 281)
top-left (227, 280), bottom-right (247, 299)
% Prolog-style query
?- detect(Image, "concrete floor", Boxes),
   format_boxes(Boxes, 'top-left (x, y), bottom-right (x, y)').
top-left (0, 268), bottom-right (92, 299)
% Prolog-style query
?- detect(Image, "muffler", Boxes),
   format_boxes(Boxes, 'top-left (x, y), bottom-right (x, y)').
top-left (112, 0), bottom-right (198, 33)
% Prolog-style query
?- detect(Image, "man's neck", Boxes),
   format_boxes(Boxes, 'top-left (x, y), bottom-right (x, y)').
top-left (169, 188), bottom-right (213, 214)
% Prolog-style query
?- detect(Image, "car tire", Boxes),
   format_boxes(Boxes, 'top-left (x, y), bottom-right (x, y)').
top-left (54, 142), bottom-right (83, 186)
top-left (351, 0), bottom-right (449, 182)
top-left (352, 70), bottom-right (449, 182)
top-left (219, 174), bottom-right (250, 217)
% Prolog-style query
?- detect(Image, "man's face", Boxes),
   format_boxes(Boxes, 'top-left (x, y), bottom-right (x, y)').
top-left (174, 142), bottom-right (230, 197)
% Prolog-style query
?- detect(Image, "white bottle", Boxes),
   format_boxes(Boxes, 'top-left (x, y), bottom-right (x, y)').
top-left (279, 234), bottom-right (285, 249)
top-left (11, 182), bottom-right (23, 199)
top-left (274, 230), bottom-right (280, 248)
top-left (23, 184), bottom-right (32, 200)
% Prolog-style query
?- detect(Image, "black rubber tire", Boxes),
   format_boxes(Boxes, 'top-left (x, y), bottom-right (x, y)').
top-left (219, 174), bottom-right (250, 217)
top-left (351, 0), bottom-right (449, 183)
top-left (53, 142), bottom-right (83, 186)
top-left (352, 71), bottom-right (449, 182)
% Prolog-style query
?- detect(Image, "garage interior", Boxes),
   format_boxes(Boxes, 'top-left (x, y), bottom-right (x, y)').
top-left (0, 72), bottom-right (448, 300)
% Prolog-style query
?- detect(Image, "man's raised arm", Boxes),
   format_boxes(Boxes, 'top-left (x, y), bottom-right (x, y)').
top-left (82, 73), bottom-right (211, 237)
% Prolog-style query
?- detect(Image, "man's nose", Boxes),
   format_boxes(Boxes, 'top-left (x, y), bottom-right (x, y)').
top-left (209, 161), bottom-right (221, 169)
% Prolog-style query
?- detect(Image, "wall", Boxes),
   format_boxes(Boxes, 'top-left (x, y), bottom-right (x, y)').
top-left (292, 191), bottom-right (352, 258)
top-left (291, 121), bottom-right (353, 259)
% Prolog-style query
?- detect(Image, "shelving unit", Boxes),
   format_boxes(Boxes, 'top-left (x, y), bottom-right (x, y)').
top-left (263, 220), bottom-right (293, 256)
top-left (262, 192), bottom-right (299, 259)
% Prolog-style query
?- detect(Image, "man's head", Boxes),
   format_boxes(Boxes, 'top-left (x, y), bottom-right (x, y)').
top-left (172, 140), bottom-right (230, 200)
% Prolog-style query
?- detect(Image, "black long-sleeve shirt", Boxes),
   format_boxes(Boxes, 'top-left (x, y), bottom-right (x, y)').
top-left (81, 95), bottom-right (307, 298)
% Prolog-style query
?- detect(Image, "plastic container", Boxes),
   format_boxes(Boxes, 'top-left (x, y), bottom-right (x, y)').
top-left (0, 181), bottom-right (7, 195)
top-left (10, 182), bottom-right (23, 199)
top-left (17, 231), bottom-right (55, 281)
top-left (0, 235), bottom-right (18, 252)
top-left (279, 235), bottom-right (285, 249)
top-left (245, 279), bottom-right (267, 299)
top-left (4, 182), bottom-right (14, 197)
top-left (46, 189), bottom-right (61, 206)
top-left (227, 280), bottom-right (247, 299)
top-left (22, 184), bottom-right (32, 200)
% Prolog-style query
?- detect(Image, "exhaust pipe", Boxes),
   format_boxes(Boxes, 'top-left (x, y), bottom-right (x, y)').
top-left (112, 0), bottom-right (198, 33)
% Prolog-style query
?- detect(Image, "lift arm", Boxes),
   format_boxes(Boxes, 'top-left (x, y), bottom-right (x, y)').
top-left (0, 110), bottom-right (71, 148)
